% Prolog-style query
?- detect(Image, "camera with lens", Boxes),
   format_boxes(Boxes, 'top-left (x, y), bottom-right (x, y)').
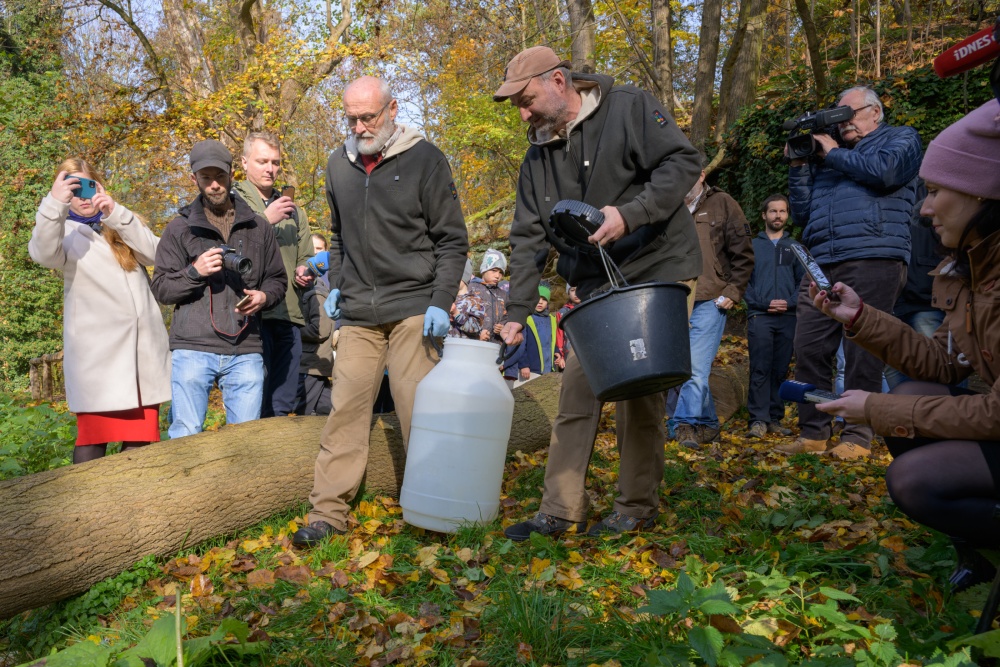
top-left (218, 245), bottom-right (252, 275)
top-left (782, 105), bottom-right (856, 161)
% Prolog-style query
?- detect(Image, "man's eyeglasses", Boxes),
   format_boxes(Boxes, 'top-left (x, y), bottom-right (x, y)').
top-left (345, 101), bottom-right (390, 129)
top-left (850, 104), bottom-right (873, 116)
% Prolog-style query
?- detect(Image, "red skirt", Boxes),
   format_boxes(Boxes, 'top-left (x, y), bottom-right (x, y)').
top-left (76, 406), bottom-right (161, 446)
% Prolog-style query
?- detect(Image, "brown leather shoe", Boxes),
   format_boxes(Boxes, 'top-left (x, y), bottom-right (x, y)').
top-left (825, 442), bottom-right (870, 460)
top-left (674, 424), bottom-right (700, 449)
top-left (747, 421), bottom-right (768, 439)
top-left (698, 425), bottom-right (721, 444)
top-left (774, 437), bottom-right (827, 455)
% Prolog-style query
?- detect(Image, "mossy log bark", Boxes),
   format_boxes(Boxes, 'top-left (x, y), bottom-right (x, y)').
top-left (0, 373), bottom-right (562, 620)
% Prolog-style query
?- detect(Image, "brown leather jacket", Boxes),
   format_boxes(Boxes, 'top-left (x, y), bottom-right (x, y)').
top-left (690, 187), bottom-right (755, 302)
top-left (849, 229), bottom-right (1000, 440)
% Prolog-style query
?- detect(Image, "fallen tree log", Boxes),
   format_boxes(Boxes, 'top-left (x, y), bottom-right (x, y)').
top-left (0, 373), bottom-right (562, 620)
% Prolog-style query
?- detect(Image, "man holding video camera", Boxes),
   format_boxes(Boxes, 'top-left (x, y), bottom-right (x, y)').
top-left (152, 139), bottom-right (287, 438)
top-left (780, 86), bottom-right (922, 460)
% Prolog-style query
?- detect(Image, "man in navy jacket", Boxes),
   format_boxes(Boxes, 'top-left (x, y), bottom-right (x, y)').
top-left (781, 86), bottom-right (921, 460)
top-left (744, 194), bottom-right (803, 439)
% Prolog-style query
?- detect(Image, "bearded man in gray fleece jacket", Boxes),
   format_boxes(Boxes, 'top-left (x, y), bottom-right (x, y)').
top-left (496, 46), bottom-right (703, 541)
top-left (292, 76), bottom-right (469, 546)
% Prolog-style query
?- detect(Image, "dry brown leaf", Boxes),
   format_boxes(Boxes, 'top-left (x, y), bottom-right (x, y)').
top-left (275, 565), bottom-right (312, 585)
top-left (247, 569), bottom-right (276, 588)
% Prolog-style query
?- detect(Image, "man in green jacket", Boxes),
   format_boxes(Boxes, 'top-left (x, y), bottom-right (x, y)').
top-left (232, 131), bottom-right (314, 418)
top-left (495, 46), bottom-right (703, 540)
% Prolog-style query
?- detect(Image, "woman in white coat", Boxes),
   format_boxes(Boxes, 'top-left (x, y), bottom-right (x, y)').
top-left (29, 159), bottom-right (171, 463)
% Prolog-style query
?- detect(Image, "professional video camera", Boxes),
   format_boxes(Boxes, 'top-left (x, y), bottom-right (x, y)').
top-left (782, 105), bottom-right (855, 161)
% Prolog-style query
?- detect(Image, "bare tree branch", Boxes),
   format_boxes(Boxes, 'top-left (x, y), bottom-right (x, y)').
top-left (93, 0), bottom-right (170, 104)
top-left (607, 0), bottom-right (656, 89)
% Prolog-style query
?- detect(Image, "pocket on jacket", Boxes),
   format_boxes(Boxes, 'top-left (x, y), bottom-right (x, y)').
top-left (171, 305), bottom-right (190, 338)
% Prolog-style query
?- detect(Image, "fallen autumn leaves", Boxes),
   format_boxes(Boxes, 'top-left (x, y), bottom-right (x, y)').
top-left (0, 368), bottom-right (989, 665)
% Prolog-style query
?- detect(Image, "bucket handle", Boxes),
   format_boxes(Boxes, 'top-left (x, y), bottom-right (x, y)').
top-left (427, 334), bottom-right (444, 356)
top-left (495, 340), bottom-right (519, 365)
top-left (595, 241), bottom-right (630, 289)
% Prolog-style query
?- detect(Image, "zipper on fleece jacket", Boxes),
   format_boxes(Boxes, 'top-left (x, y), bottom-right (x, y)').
top-left (363, 171), bottom-right (381, 326)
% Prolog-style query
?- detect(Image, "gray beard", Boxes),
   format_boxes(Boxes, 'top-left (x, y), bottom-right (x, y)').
top-left (532, 100), bottom-right (568, 139)
top-left (357, 122), bottom-right (396, 156)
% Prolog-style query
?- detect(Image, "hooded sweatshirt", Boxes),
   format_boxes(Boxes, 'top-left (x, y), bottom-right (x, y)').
top-left (324, 124), bottom-right (469, 326)
top-left (506, 73), bottom-right (703, 326)
top-left (151, 194), bottom-right (287, 354)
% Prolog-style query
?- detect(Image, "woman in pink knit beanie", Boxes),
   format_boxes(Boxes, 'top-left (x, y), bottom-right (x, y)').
top-left (806, 99), bottom-right (1000, 598)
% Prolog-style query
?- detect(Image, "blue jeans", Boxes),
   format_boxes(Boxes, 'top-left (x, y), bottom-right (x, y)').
top-left (669, 299), bottom-right (727, 430)
top-left (883, 309), bottom-right (945, 389)
top-left (168, 350), bottom-right (264, 438)
top-left (835, 341), bottom-right (890, 395)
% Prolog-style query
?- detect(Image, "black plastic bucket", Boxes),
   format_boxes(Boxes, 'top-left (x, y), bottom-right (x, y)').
top-left (559, 282), bottom-right (691, 402)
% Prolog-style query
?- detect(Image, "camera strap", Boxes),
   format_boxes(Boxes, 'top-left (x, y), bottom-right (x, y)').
top-left (209, 288), bottom-right (250, 339)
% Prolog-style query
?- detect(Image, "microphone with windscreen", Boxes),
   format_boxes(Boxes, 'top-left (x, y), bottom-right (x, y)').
top-left (933, 20), bottom-right (1000, 78)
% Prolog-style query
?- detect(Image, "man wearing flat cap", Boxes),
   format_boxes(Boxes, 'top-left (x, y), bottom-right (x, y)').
top-left (152, 139), bottom-right (287, 437)
top-left (496, 45), bottom-right (703, 540)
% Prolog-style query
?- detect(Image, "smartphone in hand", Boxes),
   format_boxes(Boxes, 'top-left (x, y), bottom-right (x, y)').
top-left (791, 243), bottom-right (834, 295)
top-left (235, 293), bottom-right (253, 310)
top-left (66, 173), bottom-right (98, 199)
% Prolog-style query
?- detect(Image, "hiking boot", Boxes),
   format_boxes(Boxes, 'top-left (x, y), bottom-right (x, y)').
top-left (698, 426), bottom-right (721, 444)
top-left (768, 422), bottom-right (793, 436)
top-left (291, 520), bottom-right (344, 547)
top-left (774, 436), bottom-right (827, 455)
top-left (586, 510), bottom-right (658, 537)
top-left (747, 421), bottom-right (768, 439)
top-left (674, 423), bottom-right (699, 449)
top-left (824, 442), bottom-right (870, 460)
top-left (504, 512), bottom-right (585, 542)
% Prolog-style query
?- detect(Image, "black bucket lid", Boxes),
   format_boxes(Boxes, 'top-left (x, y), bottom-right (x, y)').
top-left (550, 200), bottom-right (605, 249)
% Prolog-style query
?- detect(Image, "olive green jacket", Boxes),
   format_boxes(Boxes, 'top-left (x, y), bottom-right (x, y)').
top-left (233, 180), bottom-right (313, 325)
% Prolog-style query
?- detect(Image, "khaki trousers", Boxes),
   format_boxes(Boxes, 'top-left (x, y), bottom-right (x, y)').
top-left (539, 278), bottom-right (696, 523)
top-left (308, 315), bottom-right (438, 530)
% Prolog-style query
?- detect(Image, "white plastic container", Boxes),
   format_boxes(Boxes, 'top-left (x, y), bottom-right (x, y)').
top-left (399, 337), bottom-right (515, 533)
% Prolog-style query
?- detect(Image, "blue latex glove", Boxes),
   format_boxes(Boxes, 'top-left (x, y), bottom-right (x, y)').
top-left (423, 305), bottom-right (450, 337)
top-left (324, 289), bottom-right (341, 319)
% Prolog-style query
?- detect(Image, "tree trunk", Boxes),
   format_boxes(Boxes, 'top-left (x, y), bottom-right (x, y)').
top-left (566, 0), bottom-right (596, 72)
top-left (0, 373), bottom-right (563, 619)
top-left (874, 0), bottom-right (881, 79)
top-left (710, 358), bottom-right (750, 424)
top-left (689, 0), bottom-right (723, 154)
top-left (162, 0), bottom-right (218, 98)
top-left (792, 0), bottom-right (827, 102)
top-left (650, 0), bottom-right (676, 116)
top-left (714, 0), bottom-right (767, 142)
top-left (785, 0), bottom-right (792, 67)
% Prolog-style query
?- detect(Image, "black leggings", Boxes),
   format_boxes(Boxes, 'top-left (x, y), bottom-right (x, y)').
top-left (884, 381), bottom-right (1000, 546)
